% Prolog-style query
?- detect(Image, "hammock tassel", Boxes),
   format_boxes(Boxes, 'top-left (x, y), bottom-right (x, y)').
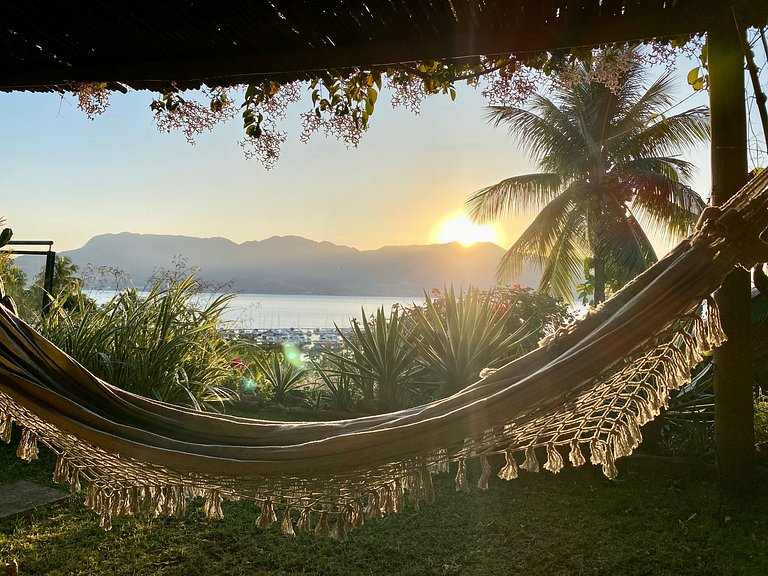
top-left (140, 486), bottom-right (155, 515)
top-left (497, 450), bottom-right (518, 480)
top-left (256, 499), bottom-right (277, 528)
top-left (53, 454), bottom-right (69, 484)
top-left (601, 447), bottom-right (618, 480)
top-left (589, 439), bottom-right (605, 466)
top-left (314, 510), bottom-right (330, 537)
top-left (365, 491), bottom-right (382, 519)
top-left (331, 508), bottom-right (349, 541)
top-left (203, 490), bottom-right (224, 520)
top-left (297, 507), bottom-right (311, 533)
top-left (69, 468), bottom-right (81, 493)
top-left (392, 478), bottom-right (404, 513)
top-left (99, 509), bottom-right (113, 531)
top-left (422, 467), bottom-right (435, 503)
top-left (520, 446), bottom-right (539, 473)
top-left (380, 484), bottom-right (395, 515)
top-left (161, 487), bottom-right (176, 517)
top-left (611, 425), bottom-right (632, 459)
top-left (636, 393), bottom-right (654, 424)
top-left (626, 416), bottom-right (643, 449)
top-left (174, 486), bottom-right (187, 517)
top-left (0, 414), bottom-right (12, 443)
top-left (151, 487), bottom-right (166, 517)
top-left (454, 458), bottom-right (469, 492)
top-left (568, 439), bottom-right (586, 467)
top-left (350, 499), bottom-right (365, 528)
top-left (477, 455), bottom-right (492, 489)
top-left (705, 297), bottom-right (727, 349)
top-left (84, 482), bottom-right (97, 510)
top-left (281, 508), bottom-right (295, 537)
top-left (542, 443), bottom-right (563, 474)
top-left (112, 490), bottom-right (126, 518)
top-left (16, 428), bottom-right (38, 461)
top-left (119, 488), bottom-right (133, 516)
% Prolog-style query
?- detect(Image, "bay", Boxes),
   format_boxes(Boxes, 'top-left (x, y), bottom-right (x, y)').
top-left (89, 291), bottom-right (419, 330)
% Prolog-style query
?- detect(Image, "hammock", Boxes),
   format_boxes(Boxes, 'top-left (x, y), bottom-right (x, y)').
top-left (1, 171), bottom-right (767, 537)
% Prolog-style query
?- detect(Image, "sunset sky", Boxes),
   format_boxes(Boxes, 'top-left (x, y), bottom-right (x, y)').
top-left (1, 65), bottom-right (711, 254)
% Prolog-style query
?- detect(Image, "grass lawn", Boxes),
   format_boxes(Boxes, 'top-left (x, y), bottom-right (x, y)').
top-left (1, 437), bottom-right (766, 576)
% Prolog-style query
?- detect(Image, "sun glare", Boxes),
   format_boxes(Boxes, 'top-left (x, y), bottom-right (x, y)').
top-left (435, 214), bottom-right (499, 247)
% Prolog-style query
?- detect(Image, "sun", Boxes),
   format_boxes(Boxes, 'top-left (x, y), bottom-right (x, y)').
top-left (434, 214), bottom-right (500, 247)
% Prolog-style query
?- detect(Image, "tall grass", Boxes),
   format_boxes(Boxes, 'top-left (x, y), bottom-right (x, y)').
top-left (40, 273), bottom-right (239, 410)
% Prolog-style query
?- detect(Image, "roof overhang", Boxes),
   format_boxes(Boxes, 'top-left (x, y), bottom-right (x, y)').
top-left (2, 1), bottom-right (765, 93)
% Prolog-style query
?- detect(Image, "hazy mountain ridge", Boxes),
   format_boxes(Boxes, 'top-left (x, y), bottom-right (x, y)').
top-left (40, 232), bottom-right (540, 296)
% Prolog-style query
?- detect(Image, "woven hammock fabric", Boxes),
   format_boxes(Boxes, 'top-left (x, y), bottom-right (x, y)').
top-left (1, 171), bottom-right (768, 536)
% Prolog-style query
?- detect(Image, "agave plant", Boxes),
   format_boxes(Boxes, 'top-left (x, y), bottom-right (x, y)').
top-left (409, 286), bottom-right (526, 396)
top-left (312, 355), bottom-right (360, 412)
top-left (40, 272), bottom-right (239, 411)
top-left (328, 306), bottom-right (421, 413)
top-left (251, 350), bottom-right (309, 407)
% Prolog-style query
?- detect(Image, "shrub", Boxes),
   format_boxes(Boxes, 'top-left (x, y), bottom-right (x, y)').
top-left (250, 350), bottom-right (309, 407)
top-left (327, 306), bottom-right (422, 413)
top-left (40, 271), bottom-right (239, 411)
top-left (313, 355), bottom-right (361, 412)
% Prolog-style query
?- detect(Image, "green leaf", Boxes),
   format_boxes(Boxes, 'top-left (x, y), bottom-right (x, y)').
top-left (687, 67), bottom-right (700, 85)
top-left (692, 78), bottom-right (704, 91)
top-left (0, 228), bottom-right (12, 248)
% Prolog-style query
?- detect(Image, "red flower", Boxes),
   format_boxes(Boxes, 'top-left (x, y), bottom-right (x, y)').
top-left (230, 358), bottom-right (247, 371)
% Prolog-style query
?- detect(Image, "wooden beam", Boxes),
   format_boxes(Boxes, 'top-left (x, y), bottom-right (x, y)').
top-left (710, 23), bottom-right (753, 496)
top-left (1, 2), bottom-right (765, 91)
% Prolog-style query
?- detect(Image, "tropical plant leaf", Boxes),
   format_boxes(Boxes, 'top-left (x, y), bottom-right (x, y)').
top-left (466, 173), bottom-right (565, 221)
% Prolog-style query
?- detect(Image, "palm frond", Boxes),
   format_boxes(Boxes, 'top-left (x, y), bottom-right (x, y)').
top-left (466, 173), bottom-right (565, 222)
top-left (596, 203), bottom-right (658, 282)
top-left (534, 209), bottom-right (589, 302)
top-left (618, 159), bottom-right (706, 238)
top-left (611, 108), bottom-right (710, 161)
top-left (609, 70), bottom-right (677, 135)
top-left (495, 185), bottom-right (589, 300)
top-left (485, 102), bottom-right (589, 175)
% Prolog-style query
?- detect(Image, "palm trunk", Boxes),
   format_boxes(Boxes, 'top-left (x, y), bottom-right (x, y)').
top-left (593, 257), bottom-right (606, 304)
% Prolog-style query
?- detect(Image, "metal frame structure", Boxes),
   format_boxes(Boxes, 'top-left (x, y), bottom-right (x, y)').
top-left (1, 241), bottom-right (56, 315)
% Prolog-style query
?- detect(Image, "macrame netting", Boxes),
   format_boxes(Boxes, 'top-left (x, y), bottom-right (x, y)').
top-left (1, 170), bottom-right (767, 537)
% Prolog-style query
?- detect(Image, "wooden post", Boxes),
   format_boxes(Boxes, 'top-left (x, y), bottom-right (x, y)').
top-left (709, 24), bottom-right (753, 495)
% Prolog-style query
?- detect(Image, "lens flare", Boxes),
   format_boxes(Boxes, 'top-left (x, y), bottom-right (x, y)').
top-left (282, 343), bottom-right (304, 368)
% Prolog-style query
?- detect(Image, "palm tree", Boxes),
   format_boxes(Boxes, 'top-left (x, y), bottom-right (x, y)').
top-left (34, 255), bottom-right (81, 297)
top-left (467, 53), bottom-right (709, 303)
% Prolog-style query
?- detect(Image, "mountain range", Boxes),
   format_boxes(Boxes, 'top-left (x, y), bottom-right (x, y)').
top-left (22, 233), bottom-right (541, 296)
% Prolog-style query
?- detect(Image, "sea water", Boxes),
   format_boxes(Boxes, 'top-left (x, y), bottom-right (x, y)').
top-left (88, 291), bottom-right (419, 330)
